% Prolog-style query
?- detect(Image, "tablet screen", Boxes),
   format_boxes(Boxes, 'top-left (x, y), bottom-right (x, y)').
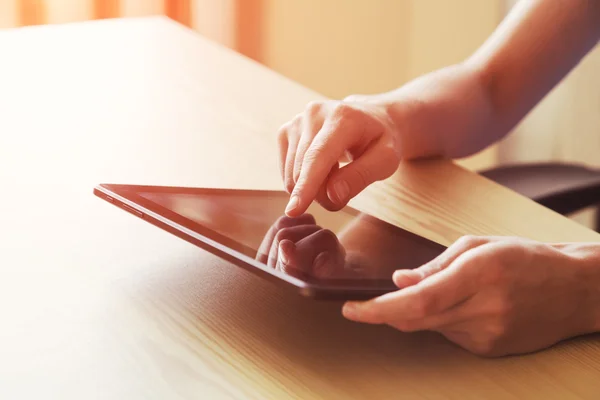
top-left (132, 188), bottom-right (445, 289)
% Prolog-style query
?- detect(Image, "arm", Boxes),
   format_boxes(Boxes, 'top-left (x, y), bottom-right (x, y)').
top-left (280, 0), bottom-right (600, 217)
top-left (466, 0), bottom-right (600, 150)
top-left (374, 0), bottom-right (600, 160)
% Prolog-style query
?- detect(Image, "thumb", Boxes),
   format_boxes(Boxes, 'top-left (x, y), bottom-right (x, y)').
top-left (392, 269), bottom-right (424, 289)
top-left (326, 140), bottom-right (398, 207)
top-left (393, 235), bottom-right (489, 289)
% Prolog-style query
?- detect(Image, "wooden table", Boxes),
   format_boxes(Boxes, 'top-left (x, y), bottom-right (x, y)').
top-left (1, 17), bottom-right (599, 399)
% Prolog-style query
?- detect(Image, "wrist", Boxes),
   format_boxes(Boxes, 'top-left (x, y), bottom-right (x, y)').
top-left (562, 243), bottom-right (600, 333)
top-left (581, 251), bottom-right (600, 332)
top-left (348, 63), bottom-right (502, 160)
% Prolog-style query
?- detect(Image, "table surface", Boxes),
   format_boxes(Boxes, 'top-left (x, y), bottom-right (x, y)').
top-left (1, 17), bottom-right (600, 400)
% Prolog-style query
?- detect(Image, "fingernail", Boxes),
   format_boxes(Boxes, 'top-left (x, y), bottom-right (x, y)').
top-left (314, 252), bottom-right (332, 276)
top-left (285, 195), bottom-right (300, 214)
top-left (333, 180), bottom-right (349, 203)
top-left (342, 302), bottom-right (358, 320)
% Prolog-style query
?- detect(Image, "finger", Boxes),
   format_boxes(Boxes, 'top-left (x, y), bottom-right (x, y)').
top-left (314, 163), bottom-right (344, 212)
top-left (277, 239), bottom-right (303, 278)
top-left (325, 139), bottom-right (398, 207)
top-left (342, 247), bottom-right (483, 325)
top-left (392, 293), bottom-right (478, 332)
top-left (284, 136), bottom-right (300, 194)
top-left (286, 109), bottom-right (364, 217)
top-left (283, 116), bottom-right (302, 193)
top-left (392, 235), bottom-right (490, 288)
top-left (293, 229), bottom-right (345, 278)
top-left (256, 214), bottom-right (316, 264)
top-left (276, 123), bottom-right (290, 185)
top-left (427, 295), bottom-right (487, 331)
top-left (267, 224), bottom-right (321, 268)
top-left (293, 102), bottom-right (325, 185)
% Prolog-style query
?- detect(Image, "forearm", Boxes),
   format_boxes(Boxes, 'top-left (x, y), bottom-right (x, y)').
top-left (466, 0), bottom-right (600, 143)
top-left (346, 0), bottom-right (600, 161)
top-left (346, 63), bottom-right (496, 160)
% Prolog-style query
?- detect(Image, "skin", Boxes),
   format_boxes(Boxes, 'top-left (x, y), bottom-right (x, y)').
top-left (276, 0), bottom-right (600, 356)
top-left (255, 213), bottom-right (405, 281)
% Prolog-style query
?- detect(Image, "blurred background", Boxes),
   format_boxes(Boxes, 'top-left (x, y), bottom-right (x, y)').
top-left (1, 0), bottom-right (599, 224)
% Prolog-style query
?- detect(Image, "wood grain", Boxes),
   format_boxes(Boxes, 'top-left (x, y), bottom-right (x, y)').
top-left (0, 17), bottom-right (599, 399)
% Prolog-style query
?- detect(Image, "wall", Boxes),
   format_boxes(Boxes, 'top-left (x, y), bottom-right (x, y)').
top-left (263, 0), bottom-right (412, 99)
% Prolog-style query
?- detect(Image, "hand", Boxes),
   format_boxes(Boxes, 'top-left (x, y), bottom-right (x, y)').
top-left (277, 98), bottom-right (400, 217)
top-left (256, 214), bottom-right (346, 279)
top-left (341, 236), bottom-right (600, 357)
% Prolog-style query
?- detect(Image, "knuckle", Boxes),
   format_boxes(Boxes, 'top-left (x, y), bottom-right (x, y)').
top-left (457, 235), bottom-right (477, 246)
top-left (380, 142), bottom-right (400, 166)
top-left (455, 235), bottom-right (485, 250)
top-left (305, 100), bottom-right (324, 116)
top-left (331, 102), bottom-right (357, 120)
top-left (276, 125), bottom-right (289, 144)
top-left (471, 336), bottom-right (505, 358)
top-left (292, 114), bottom-right (303, 126)
top-left (352, 165), bottom-right (373, 189)
top-left (343, 94), bottom-right (363, 103)
top-left (316, 229), bottom-right (338, 245)
top-left (274, 227), bottom-right (291, 242)
top-left (304, 144), bottom-right (330, 166)
top-left (488, 322), bottom-right (508, 341)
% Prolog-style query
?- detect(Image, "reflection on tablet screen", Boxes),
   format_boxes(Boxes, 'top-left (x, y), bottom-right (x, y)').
top-left (138, 190), bottom-right (445, 286)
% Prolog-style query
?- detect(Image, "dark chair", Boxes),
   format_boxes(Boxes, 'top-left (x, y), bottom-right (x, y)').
top-left (479, 162), bottom-right (600, 231)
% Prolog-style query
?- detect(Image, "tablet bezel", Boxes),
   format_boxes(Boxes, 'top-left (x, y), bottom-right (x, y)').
top-left (94, 183), bottom-right (440, 300)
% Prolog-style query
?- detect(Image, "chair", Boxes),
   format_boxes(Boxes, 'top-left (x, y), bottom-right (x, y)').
top-left (479, 162), bottom-right (600, 231)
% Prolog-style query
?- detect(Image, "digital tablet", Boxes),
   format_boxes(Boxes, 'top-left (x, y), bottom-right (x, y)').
top-left (94, 184), bottom-right (446, 300)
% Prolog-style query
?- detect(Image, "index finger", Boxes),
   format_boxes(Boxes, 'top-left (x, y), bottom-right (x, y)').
top-left (285, 113), bottom-right (362, 217)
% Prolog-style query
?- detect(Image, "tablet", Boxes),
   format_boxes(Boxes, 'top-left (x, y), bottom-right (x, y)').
top-left (94, 184), bottom-right (446, 300)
